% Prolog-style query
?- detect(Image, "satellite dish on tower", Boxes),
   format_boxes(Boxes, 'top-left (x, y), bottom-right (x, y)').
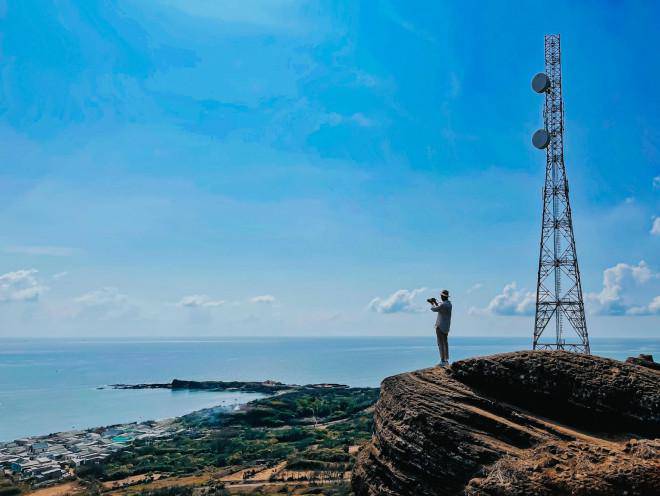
top-left (532, 129), bottom-right (550, 149)
top-left (532, 73), bottom-right (551, 93)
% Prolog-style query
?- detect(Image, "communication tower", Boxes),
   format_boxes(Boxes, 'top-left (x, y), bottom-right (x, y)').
top-left (531, 35), bottom-right (590, 354)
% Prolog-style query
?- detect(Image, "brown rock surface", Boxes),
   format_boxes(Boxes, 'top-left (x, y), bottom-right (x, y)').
top-left (626, 353), bottom-right (660, 371)
top-left (352, 351), bottom-right (660, 496)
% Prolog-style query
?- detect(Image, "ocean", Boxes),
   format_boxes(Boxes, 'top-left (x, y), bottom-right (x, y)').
top-left (1, 336), bottom-right (658, 442)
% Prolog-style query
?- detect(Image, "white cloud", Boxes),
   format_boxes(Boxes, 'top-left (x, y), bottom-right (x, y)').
top-left (350, 113), bottom-right (375, 128)
top-left (353, 70), bottom-right (378, 88)
top-left (4, 245), bottom-right (76, 256)
top-left (250, 295), bottom-right (276, 304)
top-left (177, 294), bottom-right (225, 308)
top-left (368, 288), bottom-right (426, 314)
top-left (52, 272), bottom-right (68, 280)
top-left (75, 287), bottom-right (128, 307)
top-left (382, 4), bottom-right (438, 45)
top-left (325, 112), bottom-right (376, 128)
top-left (651, 217), bottom-right (660, 236)
top-left (586, 261), bottom-right (659, 316)
top-left (470, 282), bottom-right (535, 316)
top-left (157, 0), bottom-right (305, 31)
top-left (626, 301), bottom-right (660, 316)
top-left (73, 287), bottom-right (135, 319)
top-left (653, 176), bottom-right (660, 189)
top-left (648, 296), bottom-right (660, 314)
top-left (466, 283), bottom-right (483, 294)
top-left (0, 269), bottom-right (48, 303)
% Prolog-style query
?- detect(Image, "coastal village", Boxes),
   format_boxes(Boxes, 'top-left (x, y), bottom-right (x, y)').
top-left (0, 420), bottom-right (179, 488)
top-left (0, 384), bottom-right (378, 495)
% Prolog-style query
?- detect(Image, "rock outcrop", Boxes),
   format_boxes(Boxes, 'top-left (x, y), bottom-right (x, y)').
top-left (626, 353), bottom-right (660, 371)
top-left (352, 351), bottom-right (660, 496)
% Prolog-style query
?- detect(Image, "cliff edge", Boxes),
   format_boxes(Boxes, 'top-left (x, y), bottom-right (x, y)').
top-left (352, 350), bottom-right (659, 496)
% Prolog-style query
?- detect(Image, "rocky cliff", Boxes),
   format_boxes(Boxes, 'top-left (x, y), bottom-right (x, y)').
top-left (352, 351), bottom-right (659, 496)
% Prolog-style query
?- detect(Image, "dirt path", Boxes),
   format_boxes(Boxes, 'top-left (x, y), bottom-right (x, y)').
top-left (245, 461), bottom-right (288, 482)
top-left (25, 482), bottom-right (84, 496)
top-left (102, 473), bottom-right (162, 489)
top-left (105, 473), bottom-right (212, 495)
top-left (225, 478), bottom-right (348, 493)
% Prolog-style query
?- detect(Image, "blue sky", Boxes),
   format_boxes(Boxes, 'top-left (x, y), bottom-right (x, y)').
top-left (0, 0), bottom-right (658, 338)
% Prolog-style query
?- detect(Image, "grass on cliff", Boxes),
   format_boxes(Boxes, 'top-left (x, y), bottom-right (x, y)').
top-left (129, 482), bottom-right (354, 495)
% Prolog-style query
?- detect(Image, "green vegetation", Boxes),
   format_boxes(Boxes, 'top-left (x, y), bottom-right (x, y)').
top-left (255, 484), bottom-right (354, 496)
top-left (133, 487), bottom-right (196, 496)
top-left (93, 387), bottom-right (378, 485)
top-left (232, 388), bottom-right (377, 428)
top-left (130, 484), bottom-right (353, 496)
top-left (0, 478), bottom-right (21, 496)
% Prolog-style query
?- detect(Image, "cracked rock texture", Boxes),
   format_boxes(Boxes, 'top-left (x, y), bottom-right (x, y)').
top-left (352, 351), bottom-right (659, 496)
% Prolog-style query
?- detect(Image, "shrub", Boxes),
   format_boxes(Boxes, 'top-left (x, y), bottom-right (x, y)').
top-left (0, 487), bottom-right (21, 496)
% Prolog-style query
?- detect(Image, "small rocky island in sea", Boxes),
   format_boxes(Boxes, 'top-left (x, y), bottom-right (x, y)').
top-left (2, 353), bottom-right (658, 496)
top-left (109, 378), bottom-right (347, 394)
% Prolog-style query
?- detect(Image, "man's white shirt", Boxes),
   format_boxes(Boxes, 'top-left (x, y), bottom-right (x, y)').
top-left (431, 300), bottom-right (452, 333)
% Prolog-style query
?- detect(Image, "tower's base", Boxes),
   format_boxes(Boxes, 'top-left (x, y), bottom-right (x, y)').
top-left (534, 342), bottom-right (590, 353)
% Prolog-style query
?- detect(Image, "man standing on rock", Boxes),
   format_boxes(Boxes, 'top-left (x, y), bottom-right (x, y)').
top-left (429, 290), bottom-right (452, 366)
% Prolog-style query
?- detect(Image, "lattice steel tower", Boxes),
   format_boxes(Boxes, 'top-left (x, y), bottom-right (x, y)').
top-left (531, 35), bottom-right (590, 354)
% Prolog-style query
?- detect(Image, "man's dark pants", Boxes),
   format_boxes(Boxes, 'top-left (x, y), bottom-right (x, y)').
top-left (436, 327), bottom-right (449, 363)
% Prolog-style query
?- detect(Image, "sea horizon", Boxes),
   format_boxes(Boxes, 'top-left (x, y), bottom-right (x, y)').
top-left (3, 334), bottom-right (658, 339)
top-left (2, 336), bottom-right (658, 442)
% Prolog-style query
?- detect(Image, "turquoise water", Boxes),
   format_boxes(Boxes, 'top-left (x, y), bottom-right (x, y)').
top-left (111, 435), bottom-right (134, 443)
top-left (1, 337), bottom-right (658, 442)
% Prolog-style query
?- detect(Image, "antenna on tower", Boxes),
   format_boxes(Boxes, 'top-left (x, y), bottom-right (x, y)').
top-left (531, 35), bottom-right (590, 354)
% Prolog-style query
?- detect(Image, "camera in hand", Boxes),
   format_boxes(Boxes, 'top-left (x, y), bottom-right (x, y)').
top-left (427, 297), bottom-right (438, 306)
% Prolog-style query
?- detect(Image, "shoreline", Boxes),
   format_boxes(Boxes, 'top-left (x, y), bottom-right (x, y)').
top-left (0, 383), bottom-right (272, 446)
top-left (0, 381), bottom-right (282, 488)
top-left (0, 379), bottom-right (348, 445)
top-left (0, 379), bottom-right (369, 492)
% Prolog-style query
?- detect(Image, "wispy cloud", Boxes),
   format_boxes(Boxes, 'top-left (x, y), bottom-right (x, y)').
top-left (368, 288), bottom-right (426, 314)
top-left (349, 113), bottom-right (375, 128)
top-left (466, 283), bottom-right (483, 294)
top-left (325, 112), bottom-right (377, 128)
top-left (74, 287), bottom-right (136, 320)
top-left (470, 282), bottom-right (535, 316)
top-left (157, 0), bottom-right (307, 31)
top-left (250, 295), bottom-right (276, 304)
top-left (651, 217), bottom-right (660, 236)
top-left (352, 70), bottom-right (379, 88)
top-left (4, 245), bottom-right (77, 257)
top-left (177, 294), bottom-right (225, 308)
top-left (0, 269), bottom-right (48, 303)
top-left (382, 2), bottom-right (437, 45)
top-left (653, 176), bottom-right (660, 189)
top-left (75, 287), bottom-right (128, 307)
